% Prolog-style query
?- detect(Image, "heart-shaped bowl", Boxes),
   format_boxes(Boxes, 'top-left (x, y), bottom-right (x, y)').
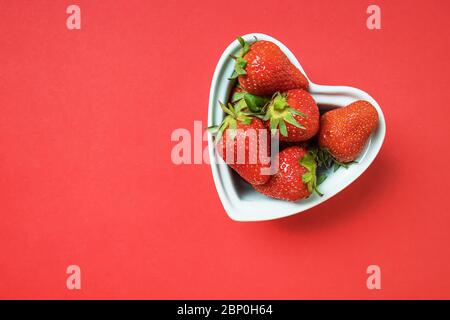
top-left (208, 33), bottom-right (386, 222)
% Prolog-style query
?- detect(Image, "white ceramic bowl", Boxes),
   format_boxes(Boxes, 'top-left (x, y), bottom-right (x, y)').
top-left (208, 33), bottom-right (386, 222)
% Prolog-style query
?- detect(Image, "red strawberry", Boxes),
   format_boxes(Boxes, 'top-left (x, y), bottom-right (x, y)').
top-left (318, 100), bottom-right (379, 163)
top-left (279, 140), bottom-right (310, 151)
top-left (231, 37), bottom-right (309, 96)
top-left (264, 89), bottom-right (319, 142)
top-left (254, 146), bottom-right (322, 201)
top-left (209, 102), bottom-right (271, 185)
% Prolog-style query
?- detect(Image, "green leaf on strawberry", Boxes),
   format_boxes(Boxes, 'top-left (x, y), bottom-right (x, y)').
top-left (231, 88), bottom-right (270, 114)
top-left (243, 93), bottom-right (269, 113)
top-left (299, 151), bottom-right (323, 197)
top-left (265, 92), bottom-right (306, 137)
top-left (210, 101), bottom-right (254, 145)
top-left (229, 36), bottom-right (254, 80)
top-left (316, 147), bottom-right (356, 171)
top-left (317, 174), bottom-right (327, 186)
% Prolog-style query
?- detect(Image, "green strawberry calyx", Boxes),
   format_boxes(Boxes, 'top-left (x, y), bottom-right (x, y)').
top-left (264, 92), bottom-right (306, 137)
top-left (229, 36), bottom-right (253, 80)
top-left (316, 148), bottom-right (357, 172)
top-left (207, 101), bottom-right (254, 145)
top-left (300, 150), bottom-right (323, 197)
top-left (232, 88), bottom-right (270, 113)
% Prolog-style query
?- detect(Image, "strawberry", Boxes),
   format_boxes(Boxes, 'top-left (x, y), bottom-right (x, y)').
top-left (264, 89), bottom-right (319, 142)
top-left (318, 100), bottom-right (378, 163)
top-left (254, 146), bottom-right (322, 201)
top-left (279, 140), bottom-right (310, 151)
top-left (231, 37), bottom-right (309, 96)
top-left (208, 102), bottom-right (271, 185)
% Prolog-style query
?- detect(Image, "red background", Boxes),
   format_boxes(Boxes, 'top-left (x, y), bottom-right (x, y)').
top-left (1, 0), bottom-right (449, 299)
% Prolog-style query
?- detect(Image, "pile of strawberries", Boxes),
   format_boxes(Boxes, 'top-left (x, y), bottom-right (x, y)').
top-left (209, 37), bottom-right (379, 202)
